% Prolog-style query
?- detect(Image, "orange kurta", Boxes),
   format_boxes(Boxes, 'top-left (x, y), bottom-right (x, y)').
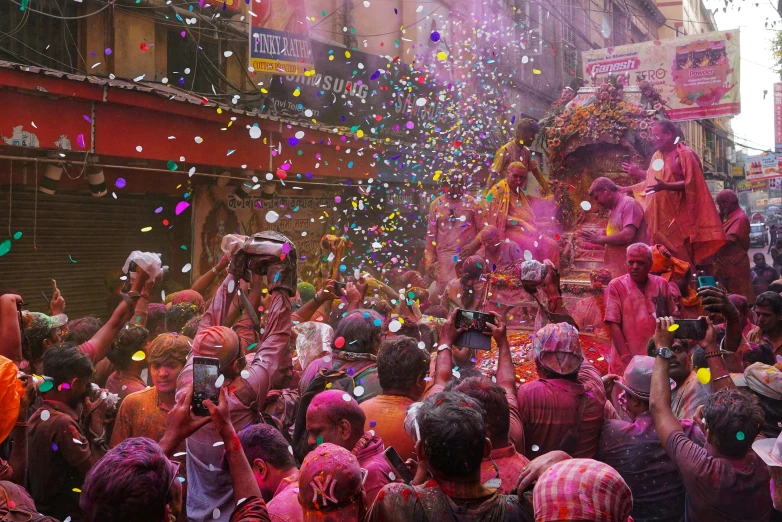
top-left (360, 394), bottom-right (416, 462)
top-left (632, 144), bottom-right (725, 265)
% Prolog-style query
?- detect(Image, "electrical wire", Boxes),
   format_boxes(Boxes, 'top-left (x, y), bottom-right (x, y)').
top-left (6, 0), bottom-right (112, 19)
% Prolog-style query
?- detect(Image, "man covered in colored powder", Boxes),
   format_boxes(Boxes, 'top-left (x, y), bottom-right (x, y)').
top-left (478, 162), bottom-right (560, 267)
top-left (622, 119), bottom-right (725, 268)
top-left (714, 189), bottom-right (754, 304)
top-left (604, 243), bottom-right (679, 374)
top-left (581, 177), bottom-right (647, 278)
top-left (424, 172), bottom-right (478, 296)
top-left (491, 118), bottom-right (551, 197)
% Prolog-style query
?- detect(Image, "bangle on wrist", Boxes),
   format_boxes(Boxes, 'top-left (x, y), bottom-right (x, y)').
top-left (437, 343), bottom-right (452, 352)
top-left (712, 374), bottom-right (731, 383)
top-left (211, 266), bottom-right (218, 275)
top-left (705, 352), bottom-right (722, 359)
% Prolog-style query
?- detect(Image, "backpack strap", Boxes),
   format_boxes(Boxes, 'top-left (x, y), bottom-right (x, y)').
top-left (558, 392), bottom-right (588, 454)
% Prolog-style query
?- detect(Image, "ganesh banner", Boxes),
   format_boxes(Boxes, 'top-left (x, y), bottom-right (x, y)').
top-left (193, 186), bottom-right (335, 277)
top-left (745, 153), bottom-right (782, 181)
top-left (582, 30), bottom-right (740, 121)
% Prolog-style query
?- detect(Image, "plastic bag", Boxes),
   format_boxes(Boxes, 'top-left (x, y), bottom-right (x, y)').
top-left (293, 322), bottom-right (334, 371)
top-left (220, 234), bottom-right (249, 257)
top-left (123, 251), bottom-right (163, 280)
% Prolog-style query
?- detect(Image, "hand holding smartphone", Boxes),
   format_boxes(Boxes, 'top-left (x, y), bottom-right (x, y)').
top-left (192, 356), bottom-right (220, 416)
top-left (454, 309), bottom-right (495, 350)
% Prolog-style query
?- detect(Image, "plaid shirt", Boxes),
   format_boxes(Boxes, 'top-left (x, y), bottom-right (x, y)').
top-left (533, 458), bottom-right (633, 522)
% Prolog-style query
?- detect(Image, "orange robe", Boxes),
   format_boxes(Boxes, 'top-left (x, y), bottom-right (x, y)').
top-left (714, 207), bottom-right (754, 304)
top-left (631, 144), bottom-right (725, 265)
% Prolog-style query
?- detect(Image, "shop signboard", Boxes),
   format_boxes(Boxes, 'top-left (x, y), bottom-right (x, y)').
top-left (582, 30), bottom-right (740, 121)
top-left (193, 186), bottom-right (335, 277)
top-left (745, 153), bottom-right (782, 180)
top-left (776, 83), bottom-right (782, 152)
top-left (249, 0), bottom-right (313, 75)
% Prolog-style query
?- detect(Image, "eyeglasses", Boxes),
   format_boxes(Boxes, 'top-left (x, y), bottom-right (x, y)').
top-left (164, 459), bottom-right (182, 502)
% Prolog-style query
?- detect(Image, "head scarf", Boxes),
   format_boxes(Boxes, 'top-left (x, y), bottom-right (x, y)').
top-left (192, 326), bottom-right (239, 365)
top-left (533, 323), bottom-right (583, 375)
top-left (745, 363), bottom-right (782, 400)
top-left (534, 459), bottom-right (633, 521)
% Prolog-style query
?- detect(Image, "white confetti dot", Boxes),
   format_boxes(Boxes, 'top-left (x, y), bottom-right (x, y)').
top-left (214, 374), bottom-right (225, 388)
top-left (181, 263), bottom-right (192, 273)
top-left (354, 385), bottom-right (365, 397)
top-left (184, 68), bottom-right (191, 74)
top-left (224, 50), bottom-right (233, 57)
top-left (674, 136), bottom-right (680, 144)
top-left (416, 4), bottom-right (423, 11)
top-left (523, 250), bottom-right (533, 261)
top-left (41, 410), bottom-right (50, 421)
top-left (418, 341), bottom-right (426, 350)
top-left (73, 438), bottom-right (84, 445)
top-left (173, 452), bottom-right (186, 457)
top-left (288, 445), bottom-right (294, 455)
top-left (388, 320), bottom-right (402, 333)
top-left (531, 444), bottom-right (540, 452)
top-left (161, 77), bottom-right (168, 84)
top-left (452, 369), bottom-right (461, 379)
top-left (342, 393), bottom-right (352, 402)
top-left (249, 126), bottom-right (262, 139)
top-left (213, 441), bottom-right (224, 447)
top-left (304, 109), bottom-right (313, 117)
top-left (188, 167), bottom-right (196, 177)
top-left (212, 508), bottom-right (221, 519)
top-left (228, 279), bottom-right (236, 293)
top-left (522, 56), bottom-right (529, 64)
top-left (363, 0), bottom-right (370, 5)
top-left (295, 131), bottom-right (305, 139)
top-left (194, 136), bottom-right (203, 144)
top-left (241, 370), bottom-right (250, 379)
top-left (265, 210), bottom-right (279, 223)
top-left (580, 201), bottom-right (592, 211)
top-left (415, 97), bottom-right (427, 107)
top-left (135, 145), bottom-right (143, 152)
top-left (652, 158), bottom-right (665, 171)
top-left (389, 471), bottom-right (396, 481)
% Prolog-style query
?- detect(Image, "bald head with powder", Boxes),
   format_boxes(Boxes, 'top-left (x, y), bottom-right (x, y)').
top-left (306, 389), bottom-right (366, 452)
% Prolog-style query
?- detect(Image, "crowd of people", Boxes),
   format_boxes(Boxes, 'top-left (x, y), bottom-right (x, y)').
top-left (0, 117), bottom-right (782, 522)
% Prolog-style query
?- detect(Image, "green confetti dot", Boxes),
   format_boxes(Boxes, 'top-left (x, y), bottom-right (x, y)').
top-left (68, 255), bottom-right (77, 263)
top-left (39, 380), bottom-right (53, 393)
top-left (13, 231), bottom-right (22, 240)
top-left (181, 245), bottom-right (188, 250)
top-left (167, 160), bottom-right (179, 171)
top-left (247, 343), bottom-right (258, 351)
top-left (0, 239), bottom-right (10, 257)
top-left (486, 193), bottom-right (493, 202)
top-left (316, 436), bottom-right (324, 446)
top-left (736, 431), bottom-right (745, 441)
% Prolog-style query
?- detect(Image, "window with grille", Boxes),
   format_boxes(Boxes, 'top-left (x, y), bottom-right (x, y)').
top-left (0, 0), bottom-right (80, 72)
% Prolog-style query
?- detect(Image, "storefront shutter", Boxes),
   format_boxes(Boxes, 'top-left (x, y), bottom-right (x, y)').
top-left (0, 187), bottom-right (192, 321)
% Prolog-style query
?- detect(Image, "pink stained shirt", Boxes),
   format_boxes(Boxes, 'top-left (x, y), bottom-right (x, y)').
top-left (177, 274), bottom-right (292, 522)
top-left (355, 434), bottom-right (404, 506)
top-left (266, 479), bottom-right (301, 522)
top-left (479, 445), bottom-right (530, 495)
top-left (604, 273), bottom-right (679, 374)
top-left (604, 195), bottom-right (647, 278)
top-left (424, 194), bottom-right (478, 292)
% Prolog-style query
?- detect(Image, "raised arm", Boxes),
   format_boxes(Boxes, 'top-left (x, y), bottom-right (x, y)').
top-left (698, 286), bottom-right (741, 354)
top-left (86, 268), bottom-right (150, 364)
top-left (432, 309), bottom-right (465, 389)
top-left (207, 387), bottom-right (264, 505)
top-left (486, 312), bottom-right (515, 395)
top-left (649, 317), bottom-right (684, 445)
top-left (700, 316), bottom-right (735, 392)
top-left (191, 255), bottom-right (230, 296)
top-left (291, 280), bottom-right (340, 324)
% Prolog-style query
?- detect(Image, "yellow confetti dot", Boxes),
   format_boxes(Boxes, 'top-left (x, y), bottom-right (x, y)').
top-left (357, 129), bottom-right (364, 138)
top-left (305, 69), bottom-right (316, 77)
top-left (293, 87), bottom-right (301, 97)
top-left (325, 382), bottom-right (333, 389)
top-left (329, 55), bottom-right (334, 61)
top-left (436, 51), bottom-right (447, 61)
top-left (73, 488), bottom-right (81, 493)
top-left (667, 323), bottom-right (679, 332)
top-left (216, 107), bottom-right (222, 114)
top-left (260, 88), bottom-right (268, 93)
top-left (433, 170), bottom-right (442, 181)
top-left (141, 226), bottom-right (152, 232)
top-left (132, 351), bottom-right (146, 361)
top-left (696, 367), bottom-right (711, 385)
top-left (345, 51), bottom-right (351, 58)
top-left (532, 69), bottom-right (541, 75)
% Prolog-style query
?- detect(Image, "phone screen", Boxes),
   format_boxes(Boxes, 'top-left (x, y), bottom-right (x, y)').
top-left (383, 447), bottom-right (414, 484)
top-left (193, 357), bottom-right (220, 416)
top-left (673, 319), bottom-right (707, 340)
top-left (455, 309), bottom-right (494, 331)
top-left (697, 276), bottom-right (716, 288)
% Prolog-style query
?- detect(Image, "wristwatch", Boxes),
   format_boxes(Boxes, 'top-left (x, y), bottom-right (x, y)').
top-left (655, 347), bottom-right (673, 359)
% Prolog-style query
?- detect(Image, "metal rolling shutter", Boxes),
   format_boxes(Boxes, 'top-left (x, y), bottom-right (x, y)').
top-left (0, 187), bottom-right (192, 320)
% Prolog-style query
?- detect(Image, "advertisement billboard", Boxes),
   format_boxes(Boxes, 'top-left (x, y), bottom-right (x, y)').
top-left (249, 0), bottom-right (313, 75)
top-left (582, 30), bottom-right (740, 121)
top-left (746, 153), bottom-right (782, 181)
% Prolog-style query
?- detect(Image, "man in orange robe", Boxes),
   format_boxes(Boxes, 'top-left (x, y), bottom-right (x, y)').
top-left (622, 119), bottom-right (725, 267)
top-left (714, 189), bottom-right (754, 304)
